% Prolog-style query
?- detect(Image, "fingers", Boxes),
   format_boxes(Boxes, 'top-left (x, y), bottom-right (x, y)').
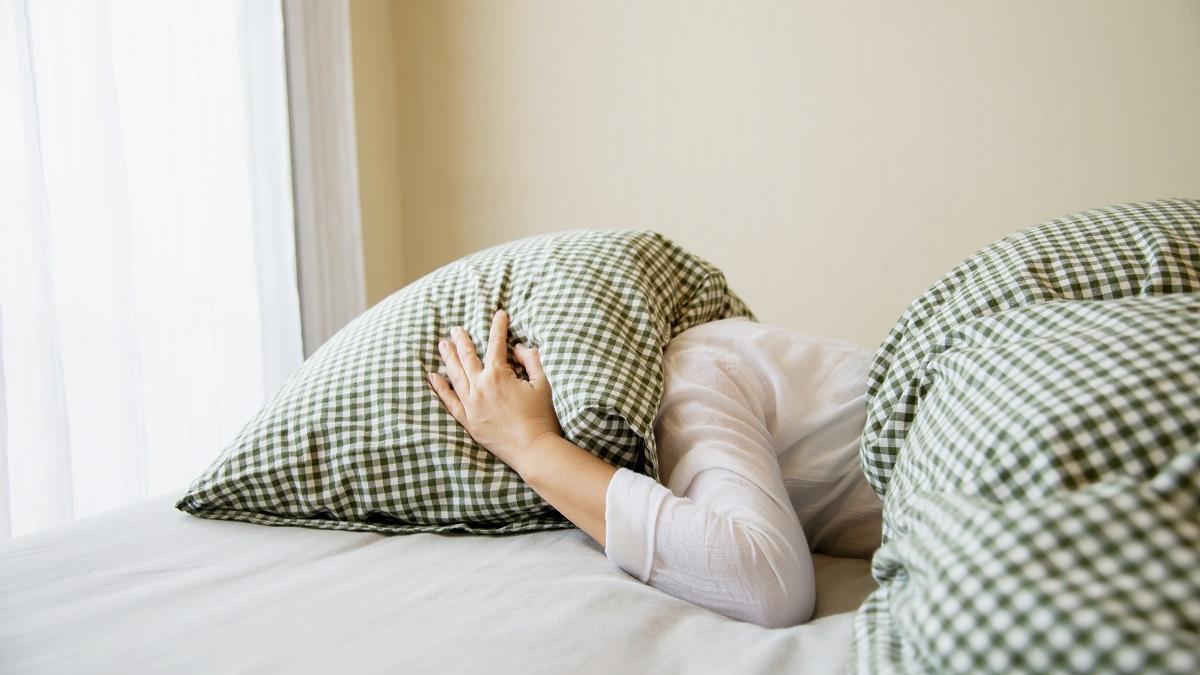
top-left (450, 326), bottom-right (483, 377)
top-left (513, 344), bottom-right (547, 388)
top-left (427, 372), bottom-right (466, 423)
top-left (484, 309), bottom-right (510, 369)
top-left (438, 339), bottom-right (470, 397)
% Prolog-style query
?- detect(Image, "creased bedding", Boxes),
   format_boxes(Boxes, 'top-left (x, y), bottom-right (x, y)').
top-left (1, 493), bottom-right (875, 674)
top-left (852, 199), bottom-right (1200, 673)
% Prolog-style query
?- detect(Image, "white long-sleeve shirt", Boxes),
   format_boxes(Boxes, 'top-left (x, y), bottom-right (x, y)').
top-left (603, 318), bottom-right (880, 628)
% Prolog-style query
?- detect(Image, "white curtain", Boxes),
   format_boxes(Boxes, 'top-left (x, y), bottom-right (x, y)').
top-left (0, 0), bottom-right (303, 538)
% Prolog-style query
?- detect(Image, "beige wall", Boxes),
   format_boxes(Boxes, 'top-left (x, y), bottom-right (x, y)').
top-left (349, 0), bottom-right (406, 306)
top-left (352, 0), bottom-right (1200, 348)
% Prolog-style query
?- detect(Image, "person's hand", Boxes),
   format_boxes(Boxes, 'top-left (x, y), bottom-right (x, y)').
top-left (428, 309), bottom-right (562, 474)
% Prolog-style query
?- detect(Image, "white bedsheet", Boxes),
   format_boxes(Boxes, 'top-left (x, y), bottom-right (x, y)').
top-left (0, 493), bottom-right (874, 674)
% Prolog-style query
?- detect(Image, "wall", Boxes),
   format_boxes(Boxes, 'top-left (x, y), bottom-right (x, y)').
top-left (354, 0), bottom-right (1200, 347)
top-left (349, 0), bottom-right (406, 306)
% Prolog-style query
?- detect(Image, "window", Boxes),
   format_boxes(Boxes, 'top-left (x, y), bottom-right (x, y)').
top-left (0, 0), bottom-right (302, 537)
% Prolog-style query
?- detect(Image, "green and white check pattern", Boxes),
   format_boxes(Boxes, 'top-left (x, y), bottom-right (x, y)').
top-left (853, 199), bottom-right (1200, 673)
top-left (178, 230), bottom-right (753, 534)
top-left (862, 198), bottom-right (1200, 499)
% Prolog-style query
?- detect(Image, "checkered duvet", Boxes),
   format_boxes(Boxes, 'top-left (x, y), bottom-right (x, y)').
top-left (853, 199), bottom-right (1200, 673)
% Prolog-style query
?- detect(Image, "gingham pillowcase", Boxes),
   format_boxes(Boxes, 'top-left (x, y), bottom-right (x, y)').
top-left (177, 230), bottom-right (754, 534)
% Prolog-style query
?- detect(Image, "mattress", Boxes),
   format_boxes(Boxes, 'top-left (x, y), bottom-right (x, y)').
top-left (0, 492), bottom-right (875, 674)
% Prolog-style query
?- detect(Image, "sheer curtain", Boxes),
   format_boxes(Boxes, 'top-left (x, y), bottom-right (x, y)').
top-left (0, 0), bottom-right (303, 538)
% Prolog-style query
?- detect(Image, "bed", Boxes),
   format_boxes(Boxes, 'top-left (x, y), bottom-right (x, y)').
top-left (10, 200), bottom-right (1195, 674)
top-left (0, 492), bottom-right (876, 674)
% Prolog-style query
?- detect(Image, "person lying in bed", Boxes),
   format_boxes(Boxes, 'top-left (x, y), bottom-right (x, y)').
top-left (428, 309), bottom-right (879, 628)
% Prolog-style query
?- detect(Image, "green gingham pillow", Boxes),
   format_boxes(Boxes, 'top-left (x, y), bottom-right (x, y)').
top-left (177, 230), bottom-right (754, 534)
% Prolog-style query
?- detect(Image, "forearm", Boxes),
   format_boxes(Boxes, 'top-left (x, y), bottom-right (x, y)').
top-left (515, 434), bottom-right (617, 547)
top-left (605, 467), bottom-right (814, 627)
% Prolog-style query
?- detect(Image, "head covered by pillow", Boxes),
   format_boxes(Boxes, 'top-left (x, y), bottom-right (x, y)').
top-left (177, 229), bottom-right (754, 534)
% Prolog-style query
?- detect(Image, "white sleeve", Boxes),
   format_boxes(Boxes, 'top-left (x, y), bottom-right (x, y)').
top-left (603, 351), bottom-right (815, 628)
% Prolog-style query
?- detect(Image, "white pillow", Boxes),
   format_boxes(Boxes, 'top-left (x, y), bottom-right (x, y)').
top-left (656, 318), bottom-right (882, 558)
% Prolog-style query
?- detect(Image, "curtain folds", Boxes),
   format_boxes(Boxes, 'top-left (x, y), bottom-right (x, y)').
top-left (282, 0), bottom-right (367, 357)
top-left (0, 0), bottom-right (303, 538)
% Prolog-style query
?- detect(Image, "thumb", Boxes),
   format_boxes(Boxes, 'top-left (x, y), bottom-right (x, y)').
top-left (514, 344), bottom-right (547, 386)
